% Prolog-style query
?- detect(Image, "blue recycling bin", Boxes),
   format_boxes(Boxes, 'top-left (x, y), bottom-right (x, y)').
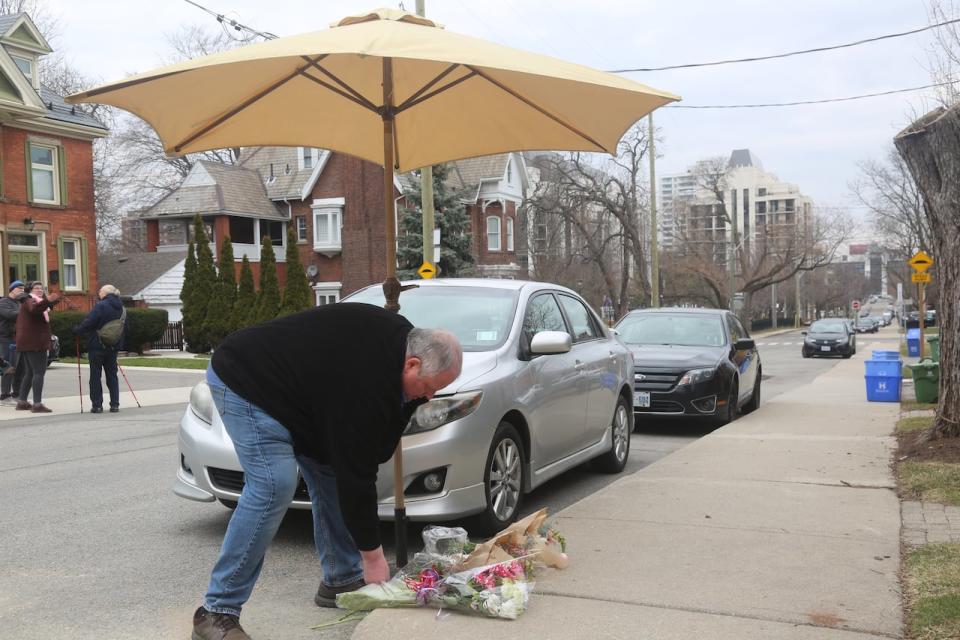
top-left (865, 359), bottom-right (902, 402)
top-left (907, 329), bottom-right (922, 357)
top-left (872, 350), bottom-right (901, 361)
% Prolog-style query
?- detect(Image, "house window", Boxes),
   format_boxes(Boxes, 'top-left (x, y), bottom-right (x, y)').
top-left (486, 216), bottom-right (501, 251)
top-left (314, 282), bottom-right (341, 306)
top-left (296, 215), bottom-right (308, 243)
top-left (229, 217), bottom-right (255, 245)
top-left (506, 217), bottom-right (514, 251)
top-left (11, 55), bottom-right (33, 81)
top-left (60, 238), bottom-right (81, 290)
top-left (30, 143), bottom-right (60, 205)
top-left (506, 159), bottom-right (513, 184)
top-left (314, 209), bottom-right (341, 248)
top-left (259, 220), bottom-right (284, 246)
top-left (299, 147), bottom-right (319, 170)
top-left (758, 187), bottom-right (767, 197)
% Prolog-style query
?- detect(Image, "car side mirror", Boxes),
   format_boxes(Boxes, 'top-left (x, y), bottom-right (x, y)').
top-left (530, 330), bottom-right (572, 355)
top-left (733, 338), bottom-right (755, 351)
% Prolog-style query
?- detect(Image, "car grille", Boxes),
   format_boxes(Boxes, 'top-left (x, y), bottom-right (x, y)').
top-left (633, 367), bottom-right (681, 392)
top-left (635, 400), bottom-right (685, 414)
top-left (207, 467), bottom-right (311, 501)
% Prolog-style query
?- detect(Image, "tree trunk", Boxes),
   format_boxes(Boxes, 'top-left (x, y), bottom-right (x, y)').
top-left (894, 106), bottom-right (960, 439)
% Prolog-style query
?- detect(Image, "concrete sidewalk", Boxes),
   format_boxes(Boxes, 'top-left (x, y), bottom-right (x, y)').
top-left (352, 336), bottom-right (903, 639)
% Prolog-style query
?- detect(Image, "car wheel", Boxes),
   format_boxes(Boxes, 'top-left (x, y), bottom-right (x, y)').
top-left (218, 499), bottom-right (238, 510)
top-left (802, 350), bottom-right (811, 359)
top-left (718, 380), bottom-right (739, 426)
top-left (475, 422), bottom-right (525, 535)
top-left (741, 371), bottom-right (761, 414)
top-left (592, 395), bottom-right (631, 474)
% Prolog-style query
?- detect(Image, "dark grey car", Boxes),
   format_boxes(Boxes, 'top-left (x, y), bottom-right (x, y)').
top-left (802, 319), bottom-right (856, 358)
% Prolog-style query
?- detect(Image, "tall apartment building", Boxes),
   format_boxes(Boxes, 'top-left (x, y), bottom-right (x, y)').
top-left (659, 149), bottom-right (814, 261)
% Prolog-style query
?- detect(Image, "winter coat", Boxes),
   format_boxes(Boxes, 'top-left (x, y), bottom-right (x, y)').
top-left (15, 294), bottom-right (56, 352)
top-left (73, 293), bottom-right (126, 352)
top-left (0, 296), bottom-right (20, 341)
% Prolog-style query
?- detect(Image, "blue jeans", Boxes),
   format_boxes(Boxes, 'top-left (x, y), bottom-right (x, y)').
top-left (204, 379), bottom-right (363, 616)
top-left (88, 348), bottom-right (119, 409)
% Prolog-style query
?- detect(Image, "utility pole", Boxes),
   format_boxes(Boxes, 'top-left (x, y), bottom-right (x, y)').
top-left (795, 271), bottom-right (802, 328)
top-left (771, 281), bottom-right (777, 329)
top-left (728, 203), bottom-right (738, 313)
top-left (416, 0), bottom-right (435, 271)
top-left (648, 114), bottom-right (659, 307)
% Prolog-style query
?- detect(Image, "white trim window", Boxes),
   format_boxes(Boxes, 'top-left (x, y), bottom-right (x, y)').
top-left (299, 147), bottom-right (319, 170)
top-left (11, 54), bottom-right (34, 83)
top-left (296, 215), bottom-right (308, 243)
top-left (506, 217), bottom-right (514, 251)
top-left (486, 215), bottom-right (501, 251)
top-left (61, 238), bottom-right (81, 290)
top-left (313, 209), bottom-right (342, 252)
top-left (314, 282), bottom-right (342, 306)
top-left (30, 143), bottom-right (59, 205)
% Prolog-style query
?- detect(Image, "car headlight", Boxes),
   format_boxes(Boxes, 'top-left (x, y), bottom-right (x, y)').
top-left (406, 391), bottom-right (482, 434)
top-left (804, 338), bottom-right (815, 344)
top-left (678, 368), bottom-right (716, 386)
top-left (189, 381), bottom-right (216, 425)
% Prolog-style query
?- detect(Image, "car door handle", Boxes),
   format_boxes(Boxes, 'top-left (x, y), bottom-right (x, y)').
top-left (574, 360), bottom-right (585, 370)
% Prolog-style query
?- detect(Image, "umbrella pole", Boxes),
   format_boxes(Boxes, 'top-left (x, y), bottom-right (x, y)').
top-left (381, 57), bottom-right (409, 569)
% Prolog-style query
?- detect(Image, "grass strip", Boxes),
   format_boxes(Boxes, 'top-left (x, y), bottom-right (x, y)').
top-left (905, 544), bottom-right (960, 640)
top-left (899, 462), bottom-right (960, 506)
top-left (899, 416), bottom-right (936, 433)
top-left (902, 401), bottom-right (938, 412)
top-left (59, 357), bottom-right (208, 370)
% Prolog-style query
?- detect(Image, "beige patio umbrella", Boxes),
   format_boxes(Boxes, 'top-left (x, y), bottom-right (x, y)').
top-left (69, 7), bottom-right (678, 563)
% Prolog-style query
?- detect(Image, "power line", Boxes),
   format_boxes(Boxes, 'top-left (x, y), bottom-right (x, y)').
top-left (667, 81), bottom-right (956, 109)
top-left (606, 17), bottom-right (960, 73)
top-left (182, 0), bottom-right (278, 40)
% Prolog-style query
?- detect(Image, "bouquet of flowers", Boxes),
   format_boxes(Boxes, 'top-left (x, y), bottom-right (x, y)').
top-left (336, 508), bottom-right (567, 620)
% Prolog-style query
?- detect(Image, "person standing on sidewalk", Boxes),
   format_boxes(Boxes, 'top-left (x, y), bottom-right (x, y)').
top-left (15, 281), bottom-right (59, 413)
top-left (191, 303), bottom-right (462, 640)
top-left (72, 285), bottom-right (126, 414)
top-left (0, 280), bottom-right (24, 404)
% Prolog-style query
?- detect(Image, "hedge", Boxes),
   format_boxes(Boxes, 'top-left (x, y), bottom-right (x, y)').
top-left (51, 307), bottom-right (169, 355)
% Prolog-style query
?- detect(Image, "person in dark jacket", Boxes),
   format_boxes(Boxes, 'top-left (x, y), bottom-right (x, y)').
top-left (191, 303), bottom-right (462, 640)
top-left (15, 281), bottom-right (59, 413)
top-left (72, 284), bottom-right (126, 413)
top-left (0, 280), bottom-right (25, 403)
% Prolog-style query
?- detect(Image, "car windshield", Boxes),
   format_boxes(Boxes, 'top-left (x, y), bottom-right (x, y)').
top-left (344, 285), bottom-right (519, 352)
top-left (616, 313), bottom-right (726, 347)
top-left (811, 320), bottom-right (847, 333)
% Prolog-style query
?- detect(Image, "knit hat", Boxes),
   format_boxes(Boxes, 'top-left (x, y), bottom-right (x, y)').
top-left (8, 280), bottom-right (24, 291)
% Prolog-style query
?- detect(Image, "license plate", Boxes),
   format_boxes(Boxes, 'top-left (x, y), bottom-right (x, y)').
top-left (634, 391), bottom-right (651, 408)
top-left (820, 346), bottom-right (831, 352)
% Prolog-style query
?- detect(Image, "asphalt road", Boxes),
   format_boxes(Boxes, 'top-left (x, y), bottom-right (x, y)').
top-left (0, 339), bottom-right (847, 639)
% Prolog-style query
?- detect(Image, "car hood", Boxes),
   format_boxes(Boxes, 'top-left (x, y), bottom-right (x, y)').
top-left (627, 344), bottom-right (724, 369)
top-left (445, 351), bottom-right (499, 393)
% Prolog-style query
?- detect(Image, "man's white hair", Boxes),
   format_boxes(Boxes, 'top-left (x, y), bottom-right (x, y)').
top-left (406, 328), bottom-right (462, 376)
top-left (100, 284), bottom-right (119, 296)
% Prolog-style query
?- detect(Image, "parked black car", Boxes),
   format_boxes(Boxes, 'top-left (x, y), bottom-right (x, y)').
top-left (802, 319), bottom-right (856, 358)
top-left (614, 308), bottom-right (761, 427)
top-left (854, 317), bottom-right (878, 334)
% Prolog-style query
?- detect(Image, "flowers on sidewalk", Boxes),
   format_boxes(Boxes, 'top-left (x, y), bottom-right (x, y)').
top-left (336, 508), bottom-right (567, 620)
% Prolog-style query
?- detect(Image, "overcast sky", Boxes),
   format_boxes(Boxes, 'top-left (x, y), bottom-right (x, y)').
top-left (44, 0), bottom-right (944, 222)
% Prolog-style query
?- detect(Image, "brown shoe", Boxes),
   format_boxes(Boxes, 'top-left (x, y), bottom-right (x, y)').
top-left (31, 404), bottom-right (52, 413)
top-left (191, 606), bottom-right (251, 640)
top-left (314, 578), bottom-right (366, 608)
top-left (15, 401), bottom-right (32, 411)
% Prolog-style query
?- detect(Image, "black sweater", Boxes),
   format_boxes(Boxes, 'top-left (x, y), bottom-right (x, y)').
top-left (211, 303), bottom-right (416, 551)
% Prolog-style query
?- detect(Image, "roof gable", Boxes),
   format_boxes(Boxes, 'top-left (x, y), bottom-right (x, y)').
top-left (98, 251), bottom-right (187, 297)
top-left (0, 14), bottom-right (51, 54)
top-left (0, 44), bottom-right (44, 115)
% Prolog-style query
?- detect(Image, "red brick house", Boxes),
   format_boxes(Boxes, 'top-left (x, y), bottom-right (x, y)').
top-left (0, 13), bottom-right (107, 310)
top-left (134, 146), bottom-right (404, 312)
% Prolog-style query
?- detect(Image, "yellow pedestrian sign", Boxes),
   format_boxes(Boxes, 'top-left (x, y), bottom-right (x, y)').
top-left (908, 250), bottom-right (934, 272)
top-left (418, 261), bottom-right (437, 279)
top-left (912, 272), bottom-right (931, 283)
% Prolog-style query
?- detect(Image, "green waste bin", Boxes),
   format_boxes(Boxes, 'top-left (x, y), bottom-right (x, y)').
top-left (908, 360), bottom-right (940, 404)
top-left (927, 335), bottom-right (940, 362)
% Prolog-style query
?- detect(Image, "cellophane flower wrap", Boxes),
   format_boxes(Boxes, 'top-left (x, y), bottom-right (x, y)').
top-left (336, 508), bottom-right (567, 620)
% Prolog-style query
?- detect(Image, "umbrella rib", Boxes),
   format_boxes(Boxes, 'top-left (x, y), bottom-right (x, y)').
top-left (173, 55), bottom-right (328, 153)
top-left (465, 64), bottom-right (609, 152)
top-left (394, 69), bottom-right (478, 115)
top-left (300, 56), bottom-right (379, 113)
top-left (73, 69), bottom-right (187, 100)
top-left (394, 63), bottom-right (461, 112)
top-left (299, 71), bottom-right (380, 113)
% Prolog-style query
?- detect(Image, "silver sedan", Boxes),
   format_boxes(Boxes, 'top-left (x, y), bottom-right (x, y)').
top-left (175, 279), bottom-right (634, 533)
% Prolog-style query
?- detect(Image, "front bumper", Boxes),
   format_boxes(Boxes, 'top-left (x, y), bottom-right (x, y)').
top-left (802, 341), bottom-right (853, 356)
top-left (632, 379), bottom-right (726, 417)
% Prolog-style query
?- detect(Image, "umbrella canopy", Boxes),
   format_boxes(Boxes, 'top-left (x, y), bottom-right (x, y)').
top-left (68, 8), bottom-right (679, 172)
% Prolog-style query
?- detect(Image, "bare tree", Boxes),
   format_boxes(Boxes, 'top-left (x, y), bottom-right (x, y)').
top-left (895, 106), bottom-right (960, 440)
top-left (926, 0), bottom-right (960, 106)
top-left (850, 147), bottom-right (932, 259)
top-left (525, 124), bottom-right (653, 315)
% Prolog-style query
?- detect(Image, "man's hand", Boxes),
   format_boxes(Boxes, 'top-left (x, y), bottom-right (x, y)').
top-left (47, 293), bottom-right (60, 305)
top-left (360, 546), bottom-right (390, 584)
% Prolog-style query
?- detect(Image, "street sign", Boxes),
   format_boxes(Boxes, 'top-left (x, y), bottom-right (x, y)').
top-left (908, 250), bottom-right (934, 273)
top-left (852, 300), bottom-right (861, 310)
top-left (912, 272), bottom-right (931, 283)
top-left (417, 260), bottom-right (437, 279)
